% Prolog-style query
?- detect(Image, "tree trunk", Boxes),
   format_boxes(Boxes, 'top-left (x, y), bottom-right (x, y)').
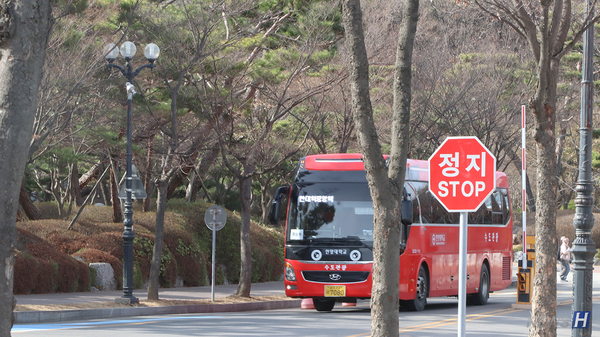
top-left (528, 59), bottom-right (560, 337)
top-left (100, 171), bottom-right (111, 206)
top-left (0, 0), bottom-right (52, 333)
top-left (110, 159), bottom-right (123, 223)
top-left (79, 161), bottom-right (101, 190)
top-left (191, 146), bottom-right (219, 203)
top-left (555, 124), bottom-right (567, 206)
top-left (70, 162), bottom-right (83, 207)
top-left (185, 169), bottom-right (195, 203)
top-left (342, 0), bottom-right (417, 335)
top-left (19, 182), bottom-right (41, 220)
top-left (235, 173), bottom-right (253, 297)
top-left (259, 181), bottom-right (271, 225)
top-left (143, 135), bottom-right (154, 212)
top-left (148, 178), bottom-right (168, 300)
top-left (166, 152), bottom-right (198, 198)
top-left (529, 110), bottom-right (558, 335)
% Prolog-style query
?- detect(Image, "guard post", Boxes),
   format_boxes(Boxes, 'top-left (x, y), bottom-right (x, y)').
top-left (517, 235), bottom-right (535, 305)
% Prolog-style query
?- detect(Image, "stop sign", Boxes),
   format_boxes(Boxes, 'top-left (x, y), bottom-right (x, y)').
top-left (428, 137), bottom-right (496, 212)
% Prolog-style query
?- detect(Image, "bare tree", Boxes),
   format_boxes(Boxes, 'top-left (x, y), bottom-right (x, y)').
top-left (132, 0), bottom-right (227, 300)
top-left (472, 0), bottom-right (600, 334)
top-left (342, 0), bottom-right (418, 335)
top-left (194, 2), bottom-right (345, 297)
top-left (22, 5), bottom-right (115, 217)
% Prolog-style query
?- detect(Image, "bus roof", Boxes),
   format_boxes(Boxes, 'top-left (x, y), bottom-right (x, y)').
top-left (303, 153), bottom-right (427, 171)
top-left (300, 153), bottom-right (508, 188)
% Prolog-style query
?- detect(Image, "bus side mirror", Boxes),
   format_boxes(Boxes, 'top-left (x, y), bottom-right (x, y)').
top-left (401, 198), bottom-right (413, 224)
top-left (269, 186), bottom-right (289, 225)
top-left (400, 190), bottom-right (413, 251)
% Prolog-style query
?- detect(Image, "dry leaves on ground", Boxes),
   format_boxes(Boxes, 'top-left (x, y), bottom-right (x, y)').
top-left (15, 295), bottom-right (293, 312)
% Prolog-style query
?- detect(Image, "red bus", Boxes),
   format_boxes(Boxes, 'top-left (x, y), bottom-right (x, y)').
top-left (269, 153), bottom-right (513, 312)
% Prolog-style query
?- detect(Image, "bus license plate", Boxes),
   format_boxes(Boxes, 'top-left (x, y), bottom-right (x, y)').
top-left (324, 285), bottom-right (346, 297)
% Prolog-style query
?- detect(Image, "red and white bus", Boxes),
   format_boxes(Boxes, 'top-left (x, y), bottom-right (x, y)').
top-left (269, 153), bottom-right (513, 311)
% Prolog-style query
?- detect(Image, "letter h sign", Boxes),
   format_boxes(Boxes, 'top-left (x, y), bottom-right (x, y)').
top-left (572, 311), bottom-right (591, 329)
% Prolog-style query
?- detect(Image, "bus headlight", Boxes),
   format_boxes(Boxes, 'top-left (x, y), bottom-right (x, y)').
top-left (285, 262), bottom-right (297, 281)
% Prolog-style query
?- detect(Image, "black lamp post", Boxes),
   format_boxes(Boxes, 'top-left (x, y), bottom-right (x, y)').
top-left (105, 41), bottom-right (159, 304)
top-left (572, 0), bottom-right (595, 334)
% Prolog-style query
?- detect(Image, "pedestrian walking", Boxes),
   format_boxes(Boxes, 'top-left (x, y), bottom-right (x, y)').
top-left (558, 236), bottom-right (572, 282)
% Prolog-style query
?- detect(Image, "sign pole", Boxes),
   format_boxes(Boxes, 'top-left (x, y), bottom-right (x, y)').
top-left (211, 209), bottom-right (217, 302)
top-left (204, 205), bottom-right (227, 303)
top-left (521, 105), bottom-right (527, 270)
top-left (458, 211), bottom-right (468, 337)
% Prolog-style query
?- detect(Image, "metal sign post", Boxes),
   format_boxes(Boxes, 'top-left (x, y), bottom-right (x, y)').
top-left (204, 205), bottom-right (227, 302)
top-left (458, 211), bottom-right (468, 335)
top-left (428, 137), bottom-right (496, 337)
top-left (521, 105), bottom-right (527, 270)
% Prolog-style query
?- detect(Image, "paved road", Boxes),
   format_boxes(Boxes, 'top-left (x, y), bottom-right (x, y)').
top-left (12, 274), bottom-right (600, 336)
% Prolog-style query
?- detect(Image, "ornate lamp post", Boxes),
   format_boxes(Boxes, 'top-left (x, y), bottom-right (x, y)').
top-left (572, 1), bottom-right (595, 334)
top-left (104, 41), bottom-right (160, 304)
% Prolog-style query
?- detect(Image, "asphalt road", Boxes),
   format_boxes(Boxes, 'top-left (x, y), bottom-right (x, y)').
top-left (12, 278), bottom-right (600, 337)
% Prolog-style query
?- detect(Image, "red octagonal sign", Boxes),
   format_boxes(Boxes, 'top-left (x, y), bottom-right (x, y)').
top-left (428, 137), bottom-right (497, 212)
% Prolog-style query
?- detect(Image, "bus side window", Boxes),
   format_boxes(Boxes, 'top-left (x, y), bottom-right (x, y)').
top-left (469, 207), bottom-right (485, 224)
top-left (473, 191), bottom-right (503, 225)
top-left (501, 190), bottom-right (511, 226)
top-left (490, 192), bottom-right (504, 225)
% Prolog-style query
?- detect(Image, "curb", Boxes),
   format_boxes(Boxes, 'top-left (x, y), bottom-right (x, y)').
top-left (14, 299), bottom-right (302, 324)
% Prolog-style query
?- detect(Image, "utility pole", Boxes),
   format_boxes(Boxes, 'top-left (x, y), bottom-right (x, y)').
top-left (572, 0), bottom-right (595, 335)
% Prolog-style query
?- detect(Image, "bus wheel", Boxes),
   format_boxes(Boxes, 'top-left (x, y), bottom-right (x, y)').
top-left (469, 264), bottom-right (490, 305)
top-left (313, 297), bottom-right (335, 312)
top-left (400, 265), bottom-right (428, 311)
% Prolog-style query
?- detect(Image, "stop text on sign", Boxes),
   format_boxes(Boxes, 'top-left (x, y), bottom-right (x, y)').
top-left (428, 137), bottom-right (496, 212)
top-left (437, 152), bottom-right (488, 197)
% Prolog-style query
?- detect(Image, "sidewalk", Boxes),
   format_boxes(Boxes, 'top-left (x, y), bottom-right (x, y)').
top-left (14, 281), bottom-right (300, 324)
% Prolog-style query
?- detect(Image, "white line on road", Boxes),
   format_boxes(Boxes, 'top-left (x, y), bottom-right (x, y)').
top-left (12, 315), bottom-right (224, 333)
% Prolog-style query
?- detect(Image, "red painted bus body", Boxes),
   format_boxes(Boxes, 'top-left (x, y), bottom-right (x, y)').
top-left (272, 153), bottom-right (513, 311)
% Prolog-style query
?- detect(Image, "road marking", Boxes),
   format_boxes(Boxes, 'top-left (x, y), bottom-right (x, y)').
top-left (345, 307), bottom-right (524, 336)
top-left (348, 295), bottom-right (600, 336)
top-left (398, 307), bottom-right (521, 333)
top-left (12, 315), bottom-right (224, 333)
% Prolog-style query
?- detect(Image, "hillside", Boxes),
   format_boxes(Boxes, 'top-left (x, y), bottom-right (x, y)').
top-left (14, 201), bottom-right (284, 295)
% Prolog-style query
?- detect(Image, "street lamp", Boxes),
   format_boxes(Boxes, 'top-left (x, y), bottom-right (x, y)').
top-left (105, 41), bottom-right (159, 304)
top-left (573, 1), bottom-right (595, 334)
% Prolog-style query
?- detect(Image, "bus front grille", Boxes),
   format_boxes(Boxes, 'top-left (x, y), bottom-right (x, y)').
top-left (302, 271), bottom-right (370, 283)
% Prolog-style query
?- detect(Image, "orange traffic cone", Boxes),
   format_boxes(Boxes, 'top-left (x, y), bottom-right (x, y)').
top-left (301, 298), bottom-right (315, 309)
top-left (342, 302), bottom-right (356, 307)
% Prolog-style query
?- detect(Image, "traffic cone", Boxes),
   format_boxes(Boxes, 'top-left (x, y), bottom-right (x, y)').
top-left (301, 298), bottom-right (315, 309)
top-left (342, 302), bottom-right (356, 307)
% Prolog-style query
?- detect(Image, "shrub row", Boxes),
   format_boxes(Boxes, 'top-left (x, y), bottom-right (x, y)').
top-left (14, 201), bottom-right (284, 294)
top-left (14, 229), bottom-right (90, 294)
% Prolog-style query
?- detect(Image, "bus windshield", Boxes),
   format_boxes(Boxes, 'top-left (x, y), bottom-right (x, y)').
top-left (287, 182), bottom-right (374, 245)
